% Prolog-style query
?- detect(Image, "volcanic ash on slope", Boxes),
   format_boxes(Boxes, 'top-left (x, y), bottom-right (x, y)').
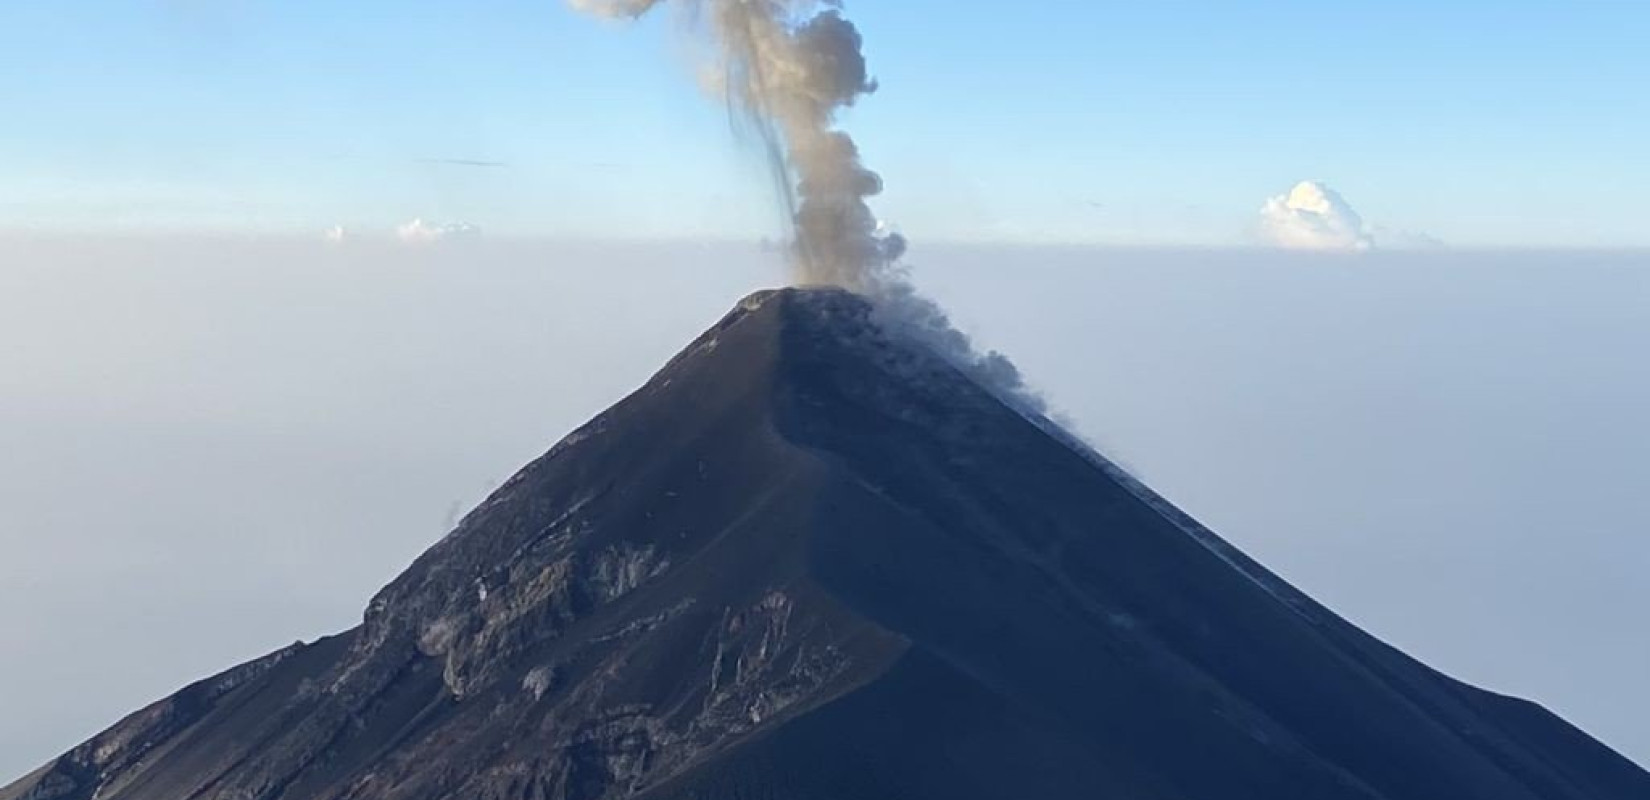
top-left (5, 288), bottom-right (1647, 800)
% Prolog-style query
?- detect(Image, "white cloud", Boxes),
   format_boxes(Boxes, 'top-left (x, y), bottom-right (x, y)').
top-left (397, 218), bottom-right (481, 245)
top-left (323, 225), bottom-right (351, 244)
top-left (568, 0), bottom-right (661, 18)
top-left (1368, 225), bottom-right (1447, 251)
top-left (1260, 181), bottom-right (1375, 251)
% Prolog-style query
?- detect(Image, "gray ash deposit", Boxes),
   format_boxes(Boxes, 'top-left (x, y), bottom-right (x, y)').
top-left (6, 288), bottom-right (1645, 800)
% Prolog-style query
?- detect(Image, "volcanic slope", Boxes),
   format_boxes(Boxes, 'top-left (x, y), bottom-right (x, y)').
top-left (6, 287), bottom-right (1647, 800)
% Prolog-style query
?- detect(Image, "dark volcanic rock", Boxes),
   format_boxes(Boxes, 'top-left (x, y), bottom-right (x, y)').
top-left (6, 287), bottom-right (1646, 800)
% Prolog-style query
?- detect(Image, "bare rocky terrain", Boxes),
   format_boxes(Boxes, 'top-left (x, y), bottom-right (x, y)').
top-left (6, 287), bottom-right (1646, 800)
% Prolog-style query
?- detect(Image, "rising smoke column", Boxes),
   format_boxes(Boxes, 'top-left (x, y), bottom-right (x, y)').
top-left (570, 0), bottom-right (1042, 411)
top-left (571, 0), bottom-right (902, 290)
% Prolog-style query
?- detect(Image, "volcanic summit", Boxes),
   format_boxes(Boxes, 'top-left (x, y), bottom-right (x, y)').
top-left (5, 287), bottom-right (1645, 800)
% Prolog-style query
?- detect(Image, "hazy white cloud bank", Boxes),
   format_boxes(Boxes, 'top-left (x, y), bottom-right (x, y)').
top-left (0, 237), bottom-right (1646, 779)
top-left (395, 218), bottom-right (481, 245)
top-left (1260, 181), bottom-right (1440, 252)
top-left (321, 220), bottom-right (482, 245)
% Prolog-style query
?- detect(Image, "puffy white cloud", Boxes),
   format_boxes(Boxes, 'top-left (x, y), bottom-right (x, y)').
top-left (568, 0), bottom-right (661, 18)
top-left (396, 218), bottom-right (481, 245)
top-left (322, 225), bottom-right (351, 244)
top-left (1260, 181), bottom-right (1375, 251)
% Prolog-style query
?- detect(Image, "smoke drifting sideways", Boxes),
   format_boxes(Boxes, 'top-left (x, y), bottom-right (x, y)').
top-left (568, 0), bottom-right (1044, 413)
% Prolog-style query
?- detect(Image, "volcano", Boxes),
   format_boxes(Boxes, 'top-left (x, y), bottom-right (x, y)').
top-left (6, 287), bottom-right (1645, 800)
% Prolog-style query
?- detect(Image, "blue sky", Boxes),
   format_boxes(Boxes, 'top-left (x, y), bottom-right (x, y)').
top-left (2, 0), bottom-right (1646, 246)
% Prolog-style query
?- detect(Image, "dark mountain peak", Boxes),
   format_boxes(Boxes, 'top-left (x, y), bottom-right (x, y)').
top-left (7, 289), bottom-right (1646, 800)
top-left (336, 285), bottom-right (990, 711)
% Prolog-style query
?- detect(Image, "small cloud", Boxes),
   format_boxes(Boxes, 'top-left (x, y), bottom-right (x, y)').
top-left (322, 225), bottom-right (351, 244)
top-left (416, 158), bottom-right (508, 169)
top-left (1258, 181), bottom-right (1445, 252)
top-left (397, 218), bottom-right (482, 245)
top-left (1369, 225), bottom-right (1447, 250)
top-left (1260, 181), bottom-right (1374, 251)
top-left (570, 0), bottom-right (662, 19)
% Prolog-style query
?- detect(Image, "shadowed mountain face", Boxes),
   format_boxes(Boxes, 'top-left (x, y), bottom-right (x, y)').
top-left (6, 287), bottom-right (1645, 800)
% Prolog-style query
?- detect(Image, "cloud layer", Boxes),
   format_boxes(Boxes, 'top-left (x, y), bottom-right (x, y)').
top-left (395, 218), bottom-right (481, 245)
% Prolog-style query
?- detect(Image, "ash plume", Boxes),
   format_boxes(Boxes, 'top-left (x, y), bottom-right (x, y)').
top-left (570, 0), bottom-right (1043, 412)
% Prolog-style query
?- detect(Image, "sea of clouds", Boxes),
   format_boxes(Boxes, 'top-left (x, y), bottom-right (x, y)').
top-left (1, 236), bottom-right (1646, 779)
